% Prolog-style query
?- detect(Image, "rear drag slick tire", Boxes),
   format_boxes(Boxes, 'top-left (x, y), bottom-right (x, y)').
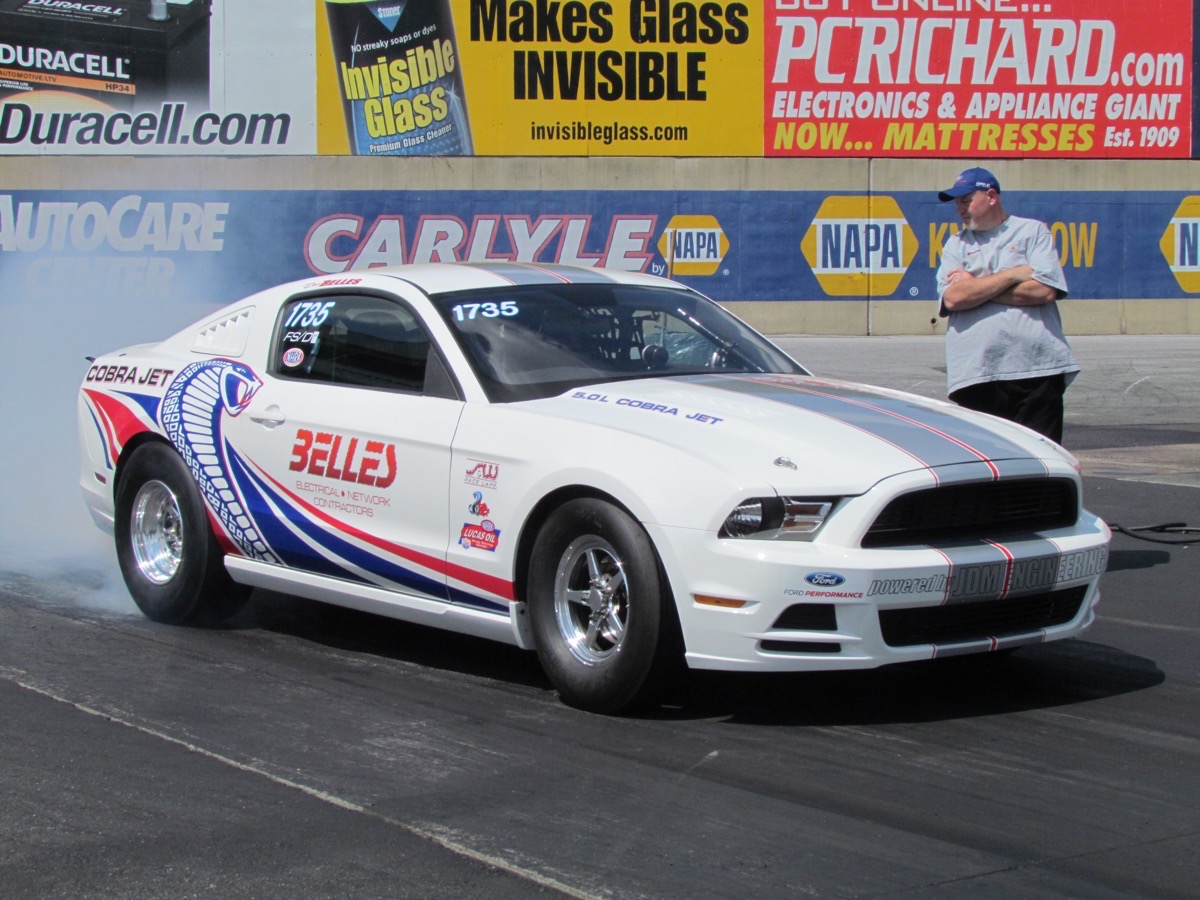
top-left (114, 443), bottom-right (249, 625)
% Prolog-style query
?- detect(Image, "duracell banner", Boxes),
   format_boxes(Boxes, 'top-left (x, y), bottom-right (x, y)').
top-left (0, 0), bottom-right (211, 111)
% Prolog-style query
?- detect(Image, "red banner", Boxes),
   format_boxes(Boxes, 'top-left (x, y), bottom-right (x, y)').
top-left (765, 0), bottom-right (1193, 158)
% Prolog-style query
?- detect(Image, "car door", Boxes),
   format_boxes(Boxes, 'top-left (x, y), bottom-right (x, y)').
top-left (223, 290), bottom-right (464, 602)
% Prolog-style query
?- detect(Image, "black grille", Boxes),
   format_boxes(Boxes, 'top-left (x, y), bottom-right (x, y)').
top-left (772, 604), bottom-right (838, 631)
top-left (863, 479), bottom-right (1077, 548)
top-left (878, 586), bottom-right (1088, 647)
top-left (760, 640), bottom-right (842, 654)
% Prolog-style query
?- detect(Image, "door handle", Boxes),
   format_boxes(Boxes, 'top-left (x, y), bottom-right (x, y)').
top-left (249, 405), bottom-right (286, 427)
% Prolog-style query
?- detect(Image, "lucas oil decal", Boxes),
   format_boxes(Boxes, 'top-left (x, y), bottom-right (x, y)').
top-left (460, 521), bottom-right (500, 551)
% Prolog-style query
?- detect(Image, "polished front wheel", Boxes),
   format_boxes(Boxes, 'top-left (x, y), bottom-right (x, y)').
top-left (552, 534), bottom-right (631, 666)
top-left (528, 499), bottom-right (681, 713)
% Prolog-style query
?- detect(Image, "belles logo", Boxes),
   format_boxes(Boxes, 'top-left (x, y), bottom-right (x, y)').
top-left (289, 428), bottom-right (397, 488)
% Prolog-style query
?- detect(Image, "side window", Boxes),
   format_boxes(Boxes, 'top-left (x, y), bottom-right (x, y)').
top-left (275, 294), bottom-right (447, 395)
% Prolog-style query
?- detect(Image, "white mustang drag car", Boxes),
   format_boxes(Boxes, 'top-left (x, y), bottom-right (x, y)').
top-left (78, 264), bottom-right (1110, 712)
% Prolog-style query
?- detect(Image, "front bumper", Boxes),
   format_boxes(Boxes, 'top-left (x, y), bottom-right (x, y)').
top-left (649, 511), bottom-right (1110, 672)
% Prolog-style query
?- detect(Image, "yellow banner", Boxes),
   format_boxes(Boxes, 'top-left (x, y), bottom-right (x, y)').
top-left (317, 0), bottom-right (763, 156)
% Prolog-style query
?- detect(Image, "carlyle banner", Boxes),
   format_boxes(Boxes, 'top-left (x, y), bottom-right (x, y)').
top-left (2, 189), bottom-right (1196, 304)
top-left (766, 0), bottom-right (1194, 159)
top-left (315, 0), bottom-right (764, 156)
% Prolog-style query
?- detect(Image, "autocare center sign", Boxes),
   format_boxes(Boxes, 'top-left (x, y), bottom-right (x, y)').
top-left (766, 0), bottom-right (1194, 158)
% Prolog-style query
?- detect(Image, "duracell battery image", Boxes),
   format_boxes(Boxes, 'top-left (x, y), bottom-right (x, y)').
top-left (0, 0), bottom-right (211, 112)
top-left (325, 0), bottom-right (473, 156)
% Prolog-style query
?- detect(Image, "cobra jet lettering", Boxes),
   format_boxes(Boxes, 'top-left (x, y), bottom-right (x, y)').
top-left (572, 391), bottom-right (723, 423)
top-left (616, 397), bottom-right (678, 415)
top-left (771, 17), bottom-right (1115, 88)
top-left (288, 429), bottom-right (397, 488)
top-left (304, 213), bottom-right (654, 273)
top-left (0, 195), bottom-right (227, 252)
top-left (86, 364), bottom-right (135, 384)
top-left (85, 364), bottom-right (174, 386)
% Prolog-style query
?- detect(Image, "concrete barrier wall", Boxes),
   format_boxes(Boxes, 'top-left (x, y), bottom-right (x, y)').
top-left (5, 156), bottom-right (1200, 335)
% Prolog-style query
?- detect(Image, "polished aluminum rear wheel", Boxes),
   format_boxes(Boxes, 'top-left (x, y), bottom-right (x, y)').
top-left (114, 443), bottom-right (248, 625)
top-left (130, 480), bottom-right (184, 585)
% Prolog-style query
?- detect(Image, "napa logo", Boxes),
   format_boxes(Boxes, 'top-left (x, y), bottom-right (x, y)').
top-left (1159, 196), bottom-right (1200, 293)
top-left (658, 214), bottom-right (729, 276)
top-left (801, 196), bottom-right (918, 296)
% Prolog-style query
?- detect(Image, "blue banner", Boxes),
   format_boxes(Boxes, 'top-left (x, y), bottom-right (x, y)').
top-left (2, 189), bottom-right (1198, 307)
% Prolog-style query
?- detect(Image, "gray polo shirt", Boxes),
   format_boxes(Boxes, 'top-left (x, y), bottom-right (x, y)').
top-left (936, 214), bottom-right (1078, 394)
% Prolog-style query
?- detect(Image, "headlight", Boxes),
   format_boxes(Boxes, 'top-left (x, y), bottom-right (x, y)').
top-left (719, 497), bottom-right (837, 541)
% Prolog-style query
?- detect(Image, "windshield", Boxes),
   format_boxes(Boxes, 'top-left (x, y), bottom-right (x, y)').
top-left (431, 282), bottom-right (806, 402)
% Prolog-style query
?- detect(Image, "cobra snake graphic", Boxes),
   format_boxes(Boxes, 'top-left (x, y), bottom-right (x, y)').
top-left (160, 359), bottom-right (279, 563)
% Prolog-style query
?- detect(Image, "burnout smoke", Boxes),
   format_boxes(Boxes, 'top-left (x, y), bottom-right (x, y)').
top-left (0, 243), bottom-right (225, 615)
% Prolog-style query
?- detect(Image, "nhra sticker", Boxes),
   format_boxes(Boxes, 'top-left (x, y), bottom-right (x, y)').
top-left (460, 521), bottom-right (500, 551)
top-left (282, 348), bottom-right (305, 367)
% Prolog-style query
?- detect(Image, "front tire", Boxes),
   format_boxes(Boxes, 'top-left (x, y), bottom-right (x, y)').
top-left (114, 443), bottom-right (248, 625)
top-left (527, 499), bottom-right (680, 713)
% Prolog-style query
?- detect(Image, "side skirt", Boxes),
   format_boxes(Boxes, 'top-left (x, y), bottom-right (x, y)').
top-left (224, 556), bottom-right (525, 648)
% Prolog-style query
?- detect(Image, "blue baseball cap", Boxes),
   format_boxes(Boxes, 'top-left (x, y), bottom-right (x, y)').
top-left (938, 167), bottom-right (1001, 201)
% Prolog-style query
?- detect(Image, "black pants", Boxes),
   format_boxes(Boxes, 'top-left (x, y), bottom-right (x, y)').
top-left (949, 373), bottom-right (1067, 444)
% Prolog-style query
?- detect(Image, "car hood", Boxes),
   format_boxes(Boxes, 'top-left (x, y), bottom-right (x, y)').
top-left (527, 373), bottom-right (1068, 495)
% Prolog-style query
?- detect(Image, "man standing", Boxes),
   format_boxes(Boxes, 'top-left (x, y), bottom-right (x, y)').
top-left (935, 167), bottom-right (1078, 444)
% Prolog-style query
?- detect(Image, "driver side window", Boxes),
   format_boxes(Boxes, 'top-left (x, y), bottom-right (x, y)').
top-left (275, 294), bottom-right (456, 397)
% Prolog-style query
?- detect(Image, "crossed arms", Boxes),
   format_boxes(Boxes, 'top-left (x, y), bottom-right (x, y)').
top-left (940, 265), bottom-right (1059, 312)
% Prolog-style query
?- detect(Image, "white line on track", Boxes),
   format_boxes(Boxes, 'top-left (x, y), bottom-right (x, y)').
top-left (5, 672), bottom-right (600, 900)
